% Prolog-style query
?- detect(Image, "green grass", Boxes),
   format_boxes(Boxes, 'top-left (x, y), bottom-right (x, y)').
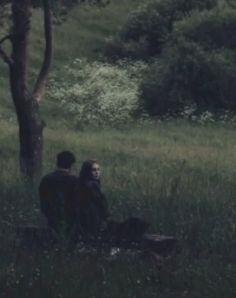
top-left (29, 0), bottom-right (142, 68)
top-left (0, 1), bottom-right (235, 296)
top-left (0, 0), bottom-right (143, 118)
top-left (0, 119), bottom-right (235, 297)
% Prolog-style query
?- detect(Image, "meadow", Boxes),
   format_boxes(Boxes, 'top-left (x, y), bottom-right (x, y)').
top-left (0, 119), bottom-right (235, 298)
top-left (0, 0), bottom-right (235, 297)
top-left (0, 0), bottom-right (143, 119)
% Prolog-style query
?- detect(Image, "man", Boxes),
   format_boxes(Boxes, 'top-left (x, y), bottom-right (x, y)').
top-left (39, 151), bottom-right (78, 236)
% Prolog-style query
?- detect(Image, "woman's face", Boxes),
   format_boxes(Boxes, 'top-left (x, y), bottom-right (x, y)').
top-left (90, 163), bottom-right (101, 180)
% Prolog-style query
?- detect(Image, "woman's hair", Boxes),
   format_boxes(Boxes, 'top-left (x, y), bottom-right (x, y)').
top-left (79, 159), bottom-right (98, 181)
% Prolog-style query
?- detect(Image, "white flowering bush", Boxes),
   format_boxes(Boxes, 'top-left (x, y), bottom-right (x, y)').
top-left (180, 105), bottom-right (236, 125)
top-left (47, 59), bottom-right (147, 127)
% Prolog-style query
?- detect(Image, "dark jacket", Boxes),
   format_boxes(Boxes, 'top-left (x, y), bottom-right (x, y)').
top-left (75, 178), bottom-right (109, 237)
top-left (39, 170), bottom-right (77, 234)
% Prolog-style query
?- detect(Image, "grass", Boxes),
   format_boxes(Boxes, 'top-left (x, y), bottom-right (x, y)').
top-left (0, 0), bottom-right (143, 124)
top-left (0, 119), bottom-right (235, 297)
top-left (0, 0), bottom-right (142, 113)
top-left (0, 1), bottom-right (235, 296)
top-left (29, 0), bottom-right (142, 67)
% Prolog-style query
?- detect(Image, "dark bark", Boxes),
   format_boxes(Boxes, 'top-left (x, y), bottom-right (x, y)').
top-left (34, 0), bottom-right (53, 102)
top-left (0, 0), bottom-right (53, 180)
top-left (8, 0), bottom-right (48, 180)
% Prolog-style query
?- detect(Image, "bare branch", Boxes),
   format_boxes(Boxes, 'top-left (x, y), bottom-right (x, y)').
top-left (33, 0), bottom-right (53, 103)
top-left (0, 34), bottom-right (12, 65)
top-left (0, 34), bottom-right (12, 45)
top-left (0, 46), bottom-right (13, 65)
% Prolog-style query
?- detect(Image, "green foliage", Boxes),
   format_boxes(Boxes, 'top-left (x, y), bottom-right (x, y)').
top-left (0, 0), bottom-right (142, 120)
top-left (140, 39), bottom-right (236, 116)
top-left (104, 36), bottom-right (149, 61)
top-left (173, 6), bottom-right (236, 50)
top-left (139, 4), bottom-right (236, 116)
top-left (0, 1), bottom-right (10, 27)
top-left (105, 0), bottom-right (218, 60)
top-left (227, 0), bottom-right (236, 8)
top-left (46, 59), bottom-right (147, 127)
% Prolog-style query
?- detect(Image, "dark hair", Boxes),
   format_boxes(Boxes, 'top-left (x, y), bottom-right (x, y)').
top-left (57, 151), bottom-right (76, 169)
top-left (79, 159), bottom-right (98, 181)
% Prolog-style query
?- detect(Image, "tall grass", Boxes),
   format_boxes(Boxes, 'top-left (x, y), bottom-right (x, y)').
top-left (0, 119), bottom-right (235, 297)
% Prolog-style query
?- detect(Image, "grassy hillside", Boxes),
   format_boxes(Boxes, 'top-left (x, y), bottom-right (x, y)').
top-left (31, 0), bottom-right (143, 66)
top-left (0, 0), bottom-right (143, 120)
top-left (0, 119), bottom-right (235, 297)
top-left (0, 2), bottom-right (235, 296)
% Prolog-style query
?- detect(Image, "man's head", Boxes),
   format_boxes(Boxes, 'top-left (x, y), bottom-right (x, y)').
top-left (57, 151), bottom-right (76, 170)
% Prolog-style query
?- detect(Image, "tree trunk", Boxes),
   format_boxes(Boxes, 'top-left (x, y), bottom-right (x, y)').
top-left (9, 0), bottom-right (44, 180)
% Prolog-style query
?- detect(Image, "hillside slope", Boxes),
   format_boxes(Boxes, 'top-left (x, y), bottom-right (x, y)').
top-left (0, 0), bottom-right (142, 121)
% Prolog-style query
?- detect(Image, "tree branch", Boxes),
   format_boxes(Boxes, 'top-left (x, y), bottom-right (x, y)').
top-left (33, 0), bottom-right (53, 103)
top-left (0, 34), bottom-right (12, 45)
top-left (0, 34), bottom-right (13, 65)
top-left (0, 46), bottom-right (13, 65)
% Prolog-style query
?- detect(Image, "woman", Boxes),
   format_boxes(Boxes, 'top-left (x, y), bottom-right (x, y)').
top-left (75, 160), bottom-right (109, 239)
top-left (75, 160), bottom-right (149, 247)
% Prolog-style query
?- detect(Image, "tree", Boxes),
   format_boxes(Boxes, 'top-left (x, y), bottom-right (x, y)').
top-left (227, 0), bottom-right (236, 9)
top-left (105, 0), bottom-right (217, 60)
top-left (0, 0), bottom-right (106, 181)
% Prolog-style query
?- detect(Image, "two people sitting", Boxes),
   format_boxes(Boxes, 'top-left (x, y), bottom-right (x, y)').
top-left (39, 151), bottom-right (149, 246)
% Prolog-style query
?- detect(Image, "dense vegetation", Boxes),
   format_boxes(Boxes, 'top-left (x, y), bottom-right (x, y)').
top-left (105, 0), bottom-right (218, 59)
top-left (1, 0), bottom-right (236, 124)
top-left (105, 0), bottom-right (236, 118)
top-left (46, 59), bottom-right (148, 127)
top-left (0, 0), bottom-right (143, 123)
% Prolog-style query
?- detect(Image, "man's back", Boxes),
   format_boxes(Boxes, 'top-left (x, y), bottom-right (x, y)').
top-left (39, 170), bottom-right (77, 234)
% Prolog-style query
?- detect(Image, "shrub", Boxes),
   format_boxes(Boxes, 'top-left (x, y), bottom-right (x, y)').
top-left (173, 6), bottom-right (236, 51)
top-left (47, 59), bottom-right (147, 127)
top-left (104, 36), bottom-right (149, 61)
top-left (140, 40), bottom-right (236, 116)
top-left (105, 0), bottom-right (217, 60)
